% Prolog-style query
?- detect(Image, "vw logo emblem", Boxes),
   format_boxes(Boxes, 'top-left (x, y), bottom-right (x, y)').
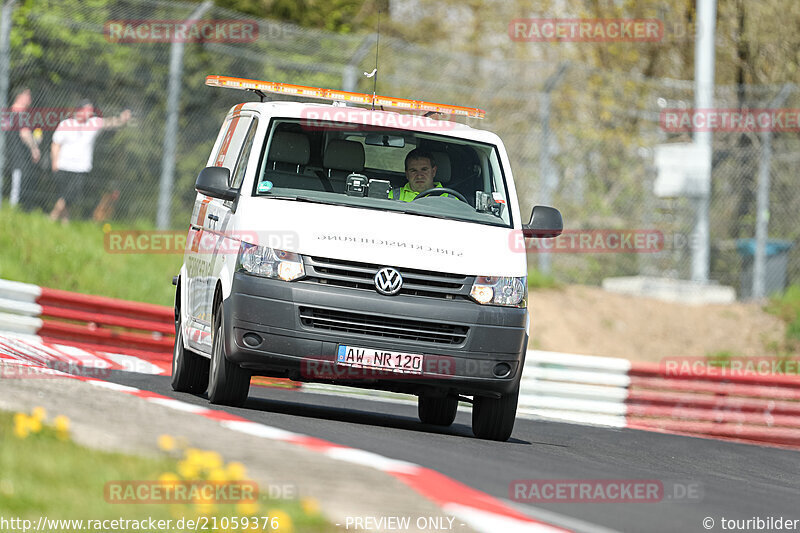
top-left (374, 267), bottom-right (403, 296)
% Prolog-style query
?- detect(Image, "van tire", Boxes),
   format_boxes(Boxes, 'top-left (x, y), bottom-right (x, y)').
top-left (171, 321), bottom-right (209, 394)
top-left (208, 305), bottom-right (250, 407)
top-left (418, 395), bottom-right (458, 426)
top-left (471, 384), bottom-right (519, 441)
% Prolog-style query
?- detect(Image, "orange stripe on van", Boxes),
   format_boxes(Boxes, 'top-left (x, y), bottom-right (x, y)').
top-left (214, 103), bottom-right (246, 167)
top-left (196, 197), bottom-right (212, 226)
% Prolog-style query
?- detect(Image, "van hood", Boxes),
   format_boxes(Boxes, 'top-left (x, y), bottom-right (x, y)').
top-left (234, 197), bottom-right (526, 277)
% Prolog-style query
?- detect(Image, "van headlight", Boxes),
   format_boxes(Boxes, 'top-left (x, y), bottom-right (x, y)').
top-left (470, 276), bottom-right (527, 307)
top-left (236, 243), bottom-right (305, 281)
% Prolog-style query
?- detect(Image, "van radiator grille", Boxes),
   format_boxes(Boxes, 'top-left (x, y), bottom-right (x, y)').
top-left (298, 307), bottom-right (469, 345)
top-left (303, 256), bottom-right (473, 299)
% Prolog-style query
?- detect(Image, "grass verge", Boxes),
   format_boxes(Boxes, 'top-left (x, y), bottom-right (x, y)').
top-left (0, 408), bottom-right (331, 532)
top-left (765, 284), bottom-right (800, 351)
top-left (0, 207), bottom-right (180, 306)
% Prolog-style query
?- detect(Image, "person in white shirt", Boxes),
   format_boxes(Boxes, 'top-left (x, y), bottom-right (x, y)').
top-left (49, 99), bottom-right (130, 223)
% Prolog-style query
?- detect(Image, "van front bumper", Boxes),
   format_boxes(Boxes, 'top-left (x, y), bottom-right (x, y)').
top-left (223, 272), bottom-right (528, 397)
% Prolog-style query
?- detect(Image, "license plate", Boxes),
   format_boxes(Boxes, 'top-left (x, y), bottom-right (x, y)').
top-left (337, 345), bottom-right (424, 375)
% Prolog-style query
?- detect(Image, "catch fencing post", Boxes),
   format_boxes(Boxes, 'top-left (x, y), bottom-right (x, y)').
top-left (752, 83), bottom-right (793, 299)
top-left (156, 0), bottom-right (212, 229)
top-left (690, 0), bottom-right (717, 283)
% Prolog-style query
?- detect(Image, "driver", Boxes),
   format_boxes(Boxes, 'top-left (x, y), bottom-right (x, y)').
top-left (389, 149), bottom-right (448, 202)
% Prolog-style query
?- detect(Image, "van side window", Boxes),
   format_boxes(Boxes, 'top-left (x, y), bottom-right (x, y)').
top-left (230, 118), bottom-right (259, 189)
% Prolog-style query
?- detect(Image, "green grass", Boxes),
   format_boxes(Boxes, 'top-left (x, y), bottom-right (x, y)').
top-left (527, 267), bottom-right (560, 290)
top-left (0, 409), bottom-right (332, 531)
top-left (0, 208), bottom-right (180, 306)
top-left (766, 284), bottom-right (800, 348)
top-left (705, 350), bottom-right (739, 367)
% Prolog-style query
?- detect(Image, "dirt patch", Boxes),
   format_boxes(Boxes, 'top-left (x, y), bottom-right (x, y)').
top-left (528, 285), bottom-right (785, 362)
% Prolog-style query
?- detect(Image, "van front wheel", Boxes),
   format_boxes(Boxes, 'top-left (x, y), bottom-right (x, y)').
top-left (418, 395), bottom-right (458, 426)
top-left (171, 324), bottom-right (209, 394)
top-left (208, 305), bottom-right (250, 407)
top-left (471, 385), bottom-right (519, 441)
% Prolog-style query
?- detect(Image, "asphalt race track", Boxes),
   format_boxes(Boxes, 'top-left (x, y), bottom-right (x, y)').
top-left (107, 371), bottom-right (800, 533)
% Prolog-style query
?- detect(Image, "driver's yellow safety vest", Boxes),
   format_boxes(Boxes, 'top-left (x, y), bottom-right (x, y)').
top-left (389, 182), bottom-right (448, 202)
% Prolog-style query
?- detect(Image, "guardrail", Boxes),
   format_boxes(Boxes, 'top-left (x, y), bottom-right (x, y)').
top-left (1, 278), bottom-right (798, 449)
top-left (523, 350), bottom-right (800, 449)
top-left (0, 279), bottom-right (173, 354)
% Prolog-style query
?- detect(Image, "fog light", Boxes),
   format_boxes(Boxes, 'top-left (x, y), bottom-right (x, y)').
top-left (493, 362), bottom-right (511, 378)
top-left (243, 332), bottom-right (262, 347)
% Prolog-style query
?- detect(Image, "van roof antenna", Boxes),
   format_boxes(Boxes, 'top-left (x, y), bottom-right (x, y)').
top-left (369, 9), bottom-right (381, 110)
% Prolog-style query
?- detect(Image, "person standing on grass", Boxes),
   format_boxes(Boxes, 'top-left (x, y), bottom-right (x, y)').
top-left (49, 99), bottom-right (131, 223)
top-left (5, 87), bottom-right (41, 207)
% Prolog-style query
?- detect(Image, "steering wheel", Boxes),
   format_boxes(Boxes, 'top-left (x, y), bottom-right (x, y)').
top-left (412, 187), bottom-right (468, 203)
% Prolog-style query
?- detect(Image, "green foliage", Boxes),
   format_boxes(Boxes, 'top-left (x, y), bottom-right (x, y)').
top-left (527, 267), bottom-right (559, 290)
top-left (213, 0), bottom-right (386, 34)
top-left (766, 285), bottom-right (800, 345)
top-left (0, 208), bottom-right (180, 305)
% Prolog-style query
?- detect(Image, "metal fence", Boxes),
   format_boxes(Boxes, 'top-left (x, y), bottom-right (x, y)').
top-left (0, 0), bottom-right (797, 298)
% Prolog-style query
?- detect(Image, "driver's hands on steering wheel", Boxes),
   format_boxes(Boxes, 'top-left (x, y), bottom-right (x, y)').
top-left (412, 187), bottom-right (469, 203)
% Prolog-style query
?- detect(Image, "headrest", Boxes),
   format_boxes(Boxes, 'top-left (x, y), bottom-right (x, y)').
top-left (323, 140), bottom-right (365, 172)
top-left (268, 132), bottom-right (310, 165)
top-left (431, 151), bottom-right (451, 183)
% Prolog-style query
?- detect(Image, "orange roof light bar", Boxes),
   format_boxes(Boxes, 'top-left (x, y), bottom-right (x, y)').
top-left (205, 75), bottom-right (486, 119)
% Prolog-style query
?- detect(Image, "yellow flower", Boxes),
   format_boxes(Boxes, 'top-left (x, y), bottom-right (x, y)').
top-left (267, 510), bottom-right (292, 532)
top-left (26, 416), bottom-right (42, 434)
top-left (201, 451), bottom-right (223, 470)
top-left (54, 415), bottom-right (70, 441)
top-left (207, 468), bottom-right (227, 482)
top-left (184, 448), bottom-right (205, 466)
top-left (301, 497), bottom-right (319, 515)
top-left (226, 461), bottom-right (247, 481)
top-left (158, 472), bottom-right (181, 490)
top-left (13, 414), bottom-right (30, 439)
top-left (177, 459), bottom-right (200, 479)
top-left (31, 406), bottom-right (47, 421)
top-left (236, 501), bottom-right (259, 516)
top-left (158, 434), bottom-right (176, 451)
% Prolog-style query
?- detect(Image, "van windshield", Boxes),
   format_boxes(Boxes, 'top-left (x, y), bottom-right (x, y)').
top-left (252, 118), bottom-right (513, 228)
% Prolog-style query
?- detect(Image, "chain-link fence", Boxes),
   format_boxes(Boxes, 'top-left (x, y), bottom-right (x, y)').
top-left (1, 0), bottom-right (797, 298)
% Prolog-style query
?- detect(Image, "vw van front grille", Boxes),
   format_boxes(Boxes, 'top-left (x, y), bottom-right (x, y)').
top-left (302, 256), bottom-right (473, 299)
top-left (299, 306), bottom-right (469, 345)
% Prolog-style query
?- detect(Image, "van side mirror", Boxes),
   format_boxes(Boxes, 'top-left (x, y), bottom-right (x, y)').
top-left (195, 166), bottom-right (236, 202)
top-left (522, 205), bottom-right (563, 238)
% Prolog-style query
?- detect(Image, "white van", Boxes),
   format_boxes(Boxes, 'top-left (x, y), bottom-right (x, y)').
top-left (172, 76), bottom-right (562, 441)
